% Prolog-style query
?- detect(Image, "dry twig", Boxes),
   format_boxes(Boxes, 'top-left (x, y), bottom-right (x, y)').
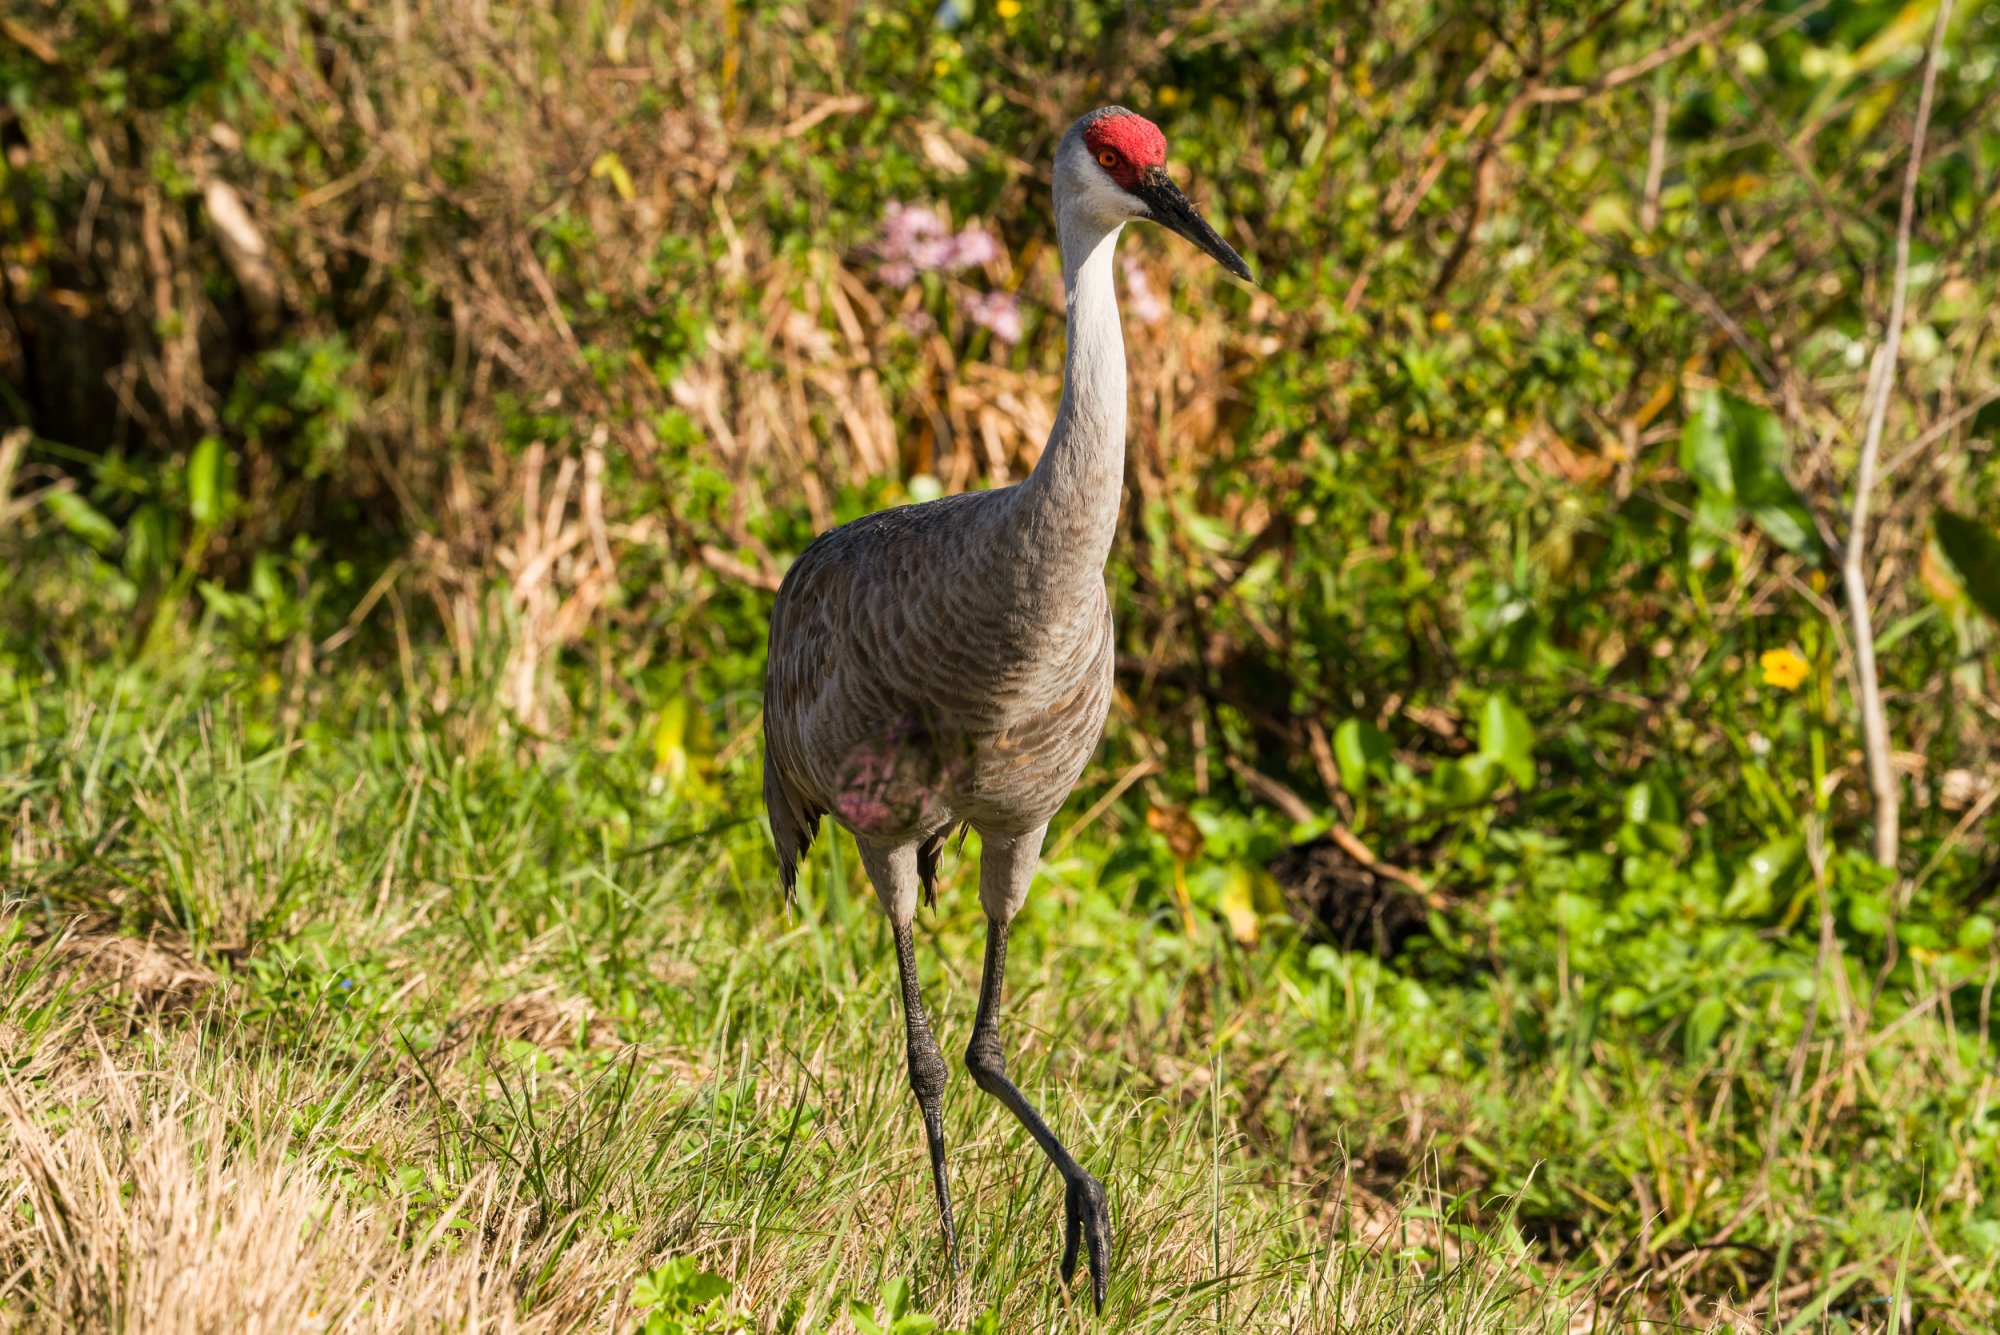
top-left (1844, 0), bottom-right (1954, 870)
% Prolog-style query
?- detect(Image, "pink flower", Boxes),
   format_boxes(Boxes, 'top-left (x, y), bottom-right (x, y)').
top-left (1122, 254), bottom-right (1166, 324)
top-left (950, 226), bottom-right (1001, 268)
top-left (963, 290), bottom-right (1022, 344)
top-left (875, 203), bottom-right (1019, 343)
top-left (881, 202), bottom-right (945, 253)
top-left (910, 237), bottom-right (958, 272)
top-left (875, 203), bottom-right (1005, 280)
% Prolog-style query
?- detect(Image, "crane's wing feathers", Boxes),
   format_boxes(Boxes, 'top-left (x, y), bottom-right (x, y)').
top-left (762, 528), bottom-right (842, 902)
top-left (762, 489), bottom-right (1108, 902)
top-left (761, 493), bottom-right (995, 899)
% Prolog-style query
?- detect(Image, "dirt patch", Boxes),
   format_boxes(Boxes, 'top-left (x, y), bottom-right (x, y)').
top-left (477, 987), bottom-right (621, 1052)
top-left (426, 986), bottom-right (623, 1065)
top-left (54, 931), bottom-right (217, 1011)
top-left (2, 918), bottom-right (220, 1020)
top-left (1269, 835), bottom-right (1431, 959)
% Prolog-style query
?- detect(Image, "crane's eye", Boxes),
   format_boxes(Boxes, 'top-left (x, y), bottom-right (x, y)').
top-left (1097, 150), bottom-right (1120, 168)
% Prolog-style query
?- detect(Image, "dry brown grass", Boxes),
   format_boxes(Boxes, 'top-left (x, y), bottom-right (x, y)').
top-left (0, 0), bottom-right (1279, 737)
top-left (0, 1017), bottom-right (623, 1333)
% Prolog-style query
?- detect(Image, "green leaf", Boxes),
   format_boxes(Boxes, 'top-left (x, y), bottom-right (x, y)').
top-left (1744, 498), bottom-right (1818, 559)
top-left (1621, 778), bottom-right (1680, 828)
top-left (1848, 890), bottom-right (1890, 937)
top-left (1957, 915), bottom-right (1996, 952)
top-left (1332, 718), bottom-right (1392, 795)
top-left (1687, 488), bottom-right (1735, 569)
top-left (1677, 390), bottom-right (1821, 563)
top-left (879, 1278), bottom-right (911, 1321)
top-left (1432, 755), bottom-right (1502, 807)
top-left (1476, 694), bottom-right (1536, 790)
top-left (187, 435), bottom-right (232, 527)
top-left (123, 502), bottom-right (172, 579)
top-left (1726, 398), bottom-right (1818, 559)
top-left (43, 490), bottom-right (119, 550)
top-left (1722, 835), bottom-right (1803, 918)
top-left (1621, 820), bottom-right (1685, 857)
top-left (1678, 390), bottom-right (1734, 496)
top-left (683, 1271), bottom-right (730, 1307)
top-left (1874, 606), bottom-right (1935, 654)
top-left (631, 1257), bottom-right (729, 1316)
top-left (1617, 779), bottom-right (1685, 856)
top-left (250, 552), bottom-right (283, 606)
top-left (1684, 994), bottom-right (1727, 1061)
top-left (633, 1266), bottom-right (674, 1309)
top-left (1936, 509), bottom-right (2000, 623)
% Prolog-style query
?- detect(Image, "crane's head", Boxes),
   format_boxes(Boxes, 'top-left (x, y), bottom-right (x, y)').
top-left (1056, 106), bottom-right (1252, 283)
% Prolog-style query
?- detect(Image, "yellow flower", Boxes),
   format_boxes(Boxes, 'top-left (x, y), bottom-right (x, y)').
top-left (996, 0), bottom-right (1021, 16)
top-left (1429, 310), bottom-right (1453, 332)
top-left (933, 57), bottom-right (951, 77)
top-left (1760, 647), bottom-right (1810, 691)
top-left (1157, 84), bottom-right (1180, 106)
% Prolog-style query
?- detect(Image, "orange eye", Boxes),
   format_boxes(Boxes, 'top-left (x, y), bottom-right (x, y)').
top-left (1097, 150), bottom-right (1120, 167)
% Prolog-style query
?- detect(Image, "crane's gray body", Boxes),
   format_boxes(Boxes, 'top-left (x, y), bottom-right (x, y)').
top-left (761, 485), bottom-right (1115, 892)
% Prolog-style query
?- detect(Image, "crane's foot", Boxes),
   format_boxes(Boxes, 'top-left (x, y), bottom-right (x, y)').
top-left (921, 1104), bottom-right (961, 1276)
top-left (1059, 1169), bottom-right (1111, 1313)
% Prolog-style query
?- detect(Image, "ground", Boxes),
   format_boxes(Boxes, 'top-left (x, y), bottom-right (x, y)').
top-left (2, 664), bottom-right (1970, 1333)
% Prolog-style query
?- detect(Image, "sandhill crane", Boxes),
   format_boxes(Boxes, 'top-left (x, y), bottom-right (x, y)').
top-left (762, 106), bottom-right (1250, 1311)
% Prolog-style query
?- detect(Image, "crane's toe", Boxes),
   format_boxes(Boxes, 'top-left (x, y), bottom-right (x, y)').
top-left (1059, 1170), bottom-right (1112, 1313)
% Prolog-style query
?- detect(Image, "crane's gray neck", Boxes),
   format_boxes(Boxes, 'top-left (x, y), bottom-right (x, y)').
top-left (1013, 210), bottom-right (1126, 582)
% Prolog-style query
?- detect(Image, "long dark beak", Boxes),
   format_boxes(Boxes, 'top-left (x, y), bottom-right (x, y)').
top-left (1132, 166), bottom-right (1253, 283)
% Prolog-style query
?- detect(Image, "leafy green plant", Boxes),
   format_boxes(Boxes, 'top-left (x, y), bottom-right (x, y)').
top-left (1678, 389), bottom-right (1822, 567)
top-left (844, 1278), bottom-right (984, 1335)
top-left (630, 1257), bottom-right (738, 1334)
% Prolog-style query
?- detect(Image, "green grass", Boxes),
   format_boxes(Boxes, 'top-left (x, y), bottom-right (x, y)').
top-left (0, 654), bottom-right (1987, 1332)
top-left (0, 663), bottom-right (1560, 1327)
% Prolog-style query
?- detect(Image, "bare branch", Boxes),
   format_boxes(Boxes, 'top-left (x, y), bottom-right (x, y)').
top-left (1527, 0), bottom-right (1764, 106)
top-left (1640, 78), bottom-right (1670, 233)
top-left (1844, 0), bottom-right (1954, 870)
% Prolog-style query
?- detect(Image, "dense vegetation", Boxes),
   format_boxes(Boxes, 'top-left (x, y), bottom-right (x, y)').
top-left (3, 0), bottom-right (1998, 1329)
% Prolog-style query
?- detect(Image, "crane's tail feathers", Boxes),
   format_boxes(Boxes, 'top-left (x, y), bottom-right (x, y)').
top-left (763, 752), bottom-right (822, 907)
top-left (916, 821), bottom-right (968, 911)
top-left (917, 829), bottom-right (944, 911)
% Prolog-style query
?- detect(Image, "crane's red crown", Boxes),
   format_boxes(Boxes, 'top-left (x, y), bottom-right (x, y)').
top-left (1084, 111), bottom-right (1166, 190)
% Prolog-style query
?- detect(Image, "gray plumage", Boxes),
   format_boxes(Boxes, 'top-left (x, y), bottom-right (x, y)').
top-left (762, 476), bottom-right (1118, 905)
top-left (759, 106), bottom-right (1249, 1312)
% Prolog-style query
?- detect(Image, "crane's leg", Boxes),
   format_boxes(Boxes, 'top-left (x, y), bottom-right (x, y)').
top-left (964, 826), bottom-right (1112, 1312)
top-left (858, 840), bottom-right (957, 1268)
